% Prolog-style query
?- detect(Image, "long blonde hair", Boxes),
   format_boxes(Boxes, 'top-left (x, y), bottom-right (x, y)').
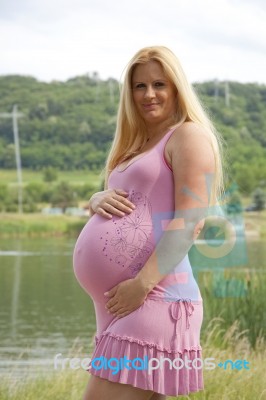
top-left (103, 46), bottom-right (225, 205)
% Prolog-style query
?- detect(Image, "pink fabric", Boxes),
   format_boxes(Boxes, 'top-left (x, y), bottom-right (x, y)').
top-left (73, 127), bottom-right (204, 396)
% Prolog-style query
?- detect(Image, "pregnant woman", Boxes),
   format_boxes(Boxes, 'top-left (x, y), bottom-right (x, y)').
top-left (73, 46), bottom-right (224, 399)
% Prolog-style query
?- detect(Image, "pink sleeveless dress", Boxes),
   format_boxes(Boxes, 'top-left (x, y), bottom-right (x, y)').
top-left (73, 127), bottom-right (204, 396)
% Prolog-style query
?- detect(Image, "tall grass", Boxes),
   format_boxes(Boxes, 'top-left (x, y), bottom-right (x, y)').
top-left (244, 210), bottom-right (266, 239)
top-left (199, 269), bottom-right (266, 347)
top-left (0, 319), bottom-right (265, 400)
top-left (175, 318), bottom-right (266, 400)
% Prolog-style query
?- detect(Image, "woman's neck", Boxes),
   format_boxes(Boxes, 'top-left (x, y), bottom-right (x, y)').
top-left (145, 116), bottom-right (177, 140)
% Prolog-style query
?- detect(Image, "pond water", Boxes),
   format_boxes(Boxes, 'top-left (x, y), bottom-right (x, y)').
top-left (0, 237), bottom-right (95, 381)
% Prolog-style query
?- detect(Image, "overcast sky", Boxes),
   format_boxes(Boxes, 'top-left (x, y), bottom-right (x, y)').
top-left (0, 0), bottom-right (266, 84)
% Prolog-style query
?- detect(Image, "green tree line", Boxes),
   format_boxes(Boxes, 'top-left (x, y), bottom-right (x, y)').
top-left (0, 178), bottom-right (97, 213)
top-left (0, 74), bottom-right (266, 195)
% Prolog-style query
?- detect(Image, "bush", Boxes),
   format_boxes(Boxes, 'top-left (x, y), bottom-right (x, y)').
top-left (252, 187), bottom-right (266, 211)
top-left (24, 182), bottom-right (45, 203)
top-left (50, 181), bottom-right (78, 212)
top-left (42, 167), bottom-right (58, 182)
top-left (74, 183), bottom-right (97, 200)
top-left (226, 190), bottom-right (243, 214)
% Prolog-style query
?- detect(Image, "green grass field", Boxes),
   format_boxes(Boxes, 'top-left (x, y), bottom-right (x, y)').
top-left (0, 169), bottom-right (103, 187)
top-left (0, 212), bottom-right (87, 238)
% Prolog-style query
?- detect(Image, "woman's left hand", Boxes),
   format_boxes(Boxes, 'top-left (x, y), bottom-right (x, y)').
top-left (104, 278), bottom-right (149, 319)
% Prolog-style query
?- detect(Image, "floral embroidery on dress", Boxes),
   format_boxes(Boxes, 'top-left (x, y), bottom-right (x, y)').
top-left (100, 190), bottom-right (154, 276)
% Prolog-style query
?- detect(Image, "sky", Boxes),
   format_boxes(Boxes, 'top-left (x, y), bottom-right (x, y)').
top-left (0, 0), bottom-right (266, 84)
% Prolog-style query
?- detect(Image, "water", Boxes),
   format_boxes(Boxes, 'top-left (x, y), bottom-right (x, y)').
top-left (0, 236), bottom-right (265, 382)
top-left (0, 237), bottom-right (95, 381)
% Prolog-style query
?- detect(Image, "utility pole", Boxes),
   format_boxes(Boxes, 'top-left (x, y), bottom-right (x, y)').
top-left (92, 71), bottom-right (101, 102)
top-left (0, 105), bottom-right (24, 213)
top-left (214, 78), bottom-right (219, 103)
top-left (108, 79), bottom-right (114, 105)
top-left (225, 81), bottom-right (230, 107)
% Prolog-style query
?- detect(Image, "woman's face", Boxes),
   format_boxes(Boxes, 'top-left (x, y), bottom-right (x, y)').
top-left (131, 60), bottom-right (177, 127)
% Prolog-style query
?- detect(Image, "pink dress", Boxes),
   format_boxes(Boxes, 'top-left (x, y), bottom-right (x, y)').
top-left (73, 127), bottom-right (204, 396)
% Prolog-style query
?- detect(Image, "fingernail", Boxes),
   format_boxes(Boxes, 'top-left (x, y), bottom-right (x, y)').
top-left (104, 292), bottom-right (108, 296)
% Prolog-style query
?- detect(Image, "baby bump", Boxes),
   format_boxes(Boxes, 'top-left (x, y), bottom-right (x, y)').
top-left (73, 200), bottom-right (155, 300)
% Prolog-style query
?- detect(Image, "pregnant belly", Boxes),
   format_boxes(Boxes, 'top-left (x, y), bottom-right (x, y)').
top-left (73, 207), bottom-right (154, 301)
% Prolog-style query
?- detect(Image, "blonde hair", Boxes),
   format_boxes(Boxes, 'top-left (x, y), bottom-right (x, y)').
top-left (103, 46), bottom-right (225, 205)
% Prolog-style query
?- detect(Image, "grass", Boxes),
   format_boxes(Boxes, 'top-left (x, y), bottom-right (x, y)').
top-left (0, 210), bottom-right (265, 240)
top-left (0, 319), bottom-right (265, 400)
top-left (0, 206), bottom-right (265, 241)
top-left (0, 212), bottom-right (87, 238)
top-left (0, 168), bottom-right (102, 187)
top-left (244, 210), bottom-right (266, 238)
top-left (198, 269), bottom-right (266, 348)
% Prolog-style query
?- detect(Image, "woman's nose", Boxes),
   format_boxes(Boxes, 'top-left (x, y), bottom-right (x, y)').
top-left (144, 85), bottom-right (155, 99)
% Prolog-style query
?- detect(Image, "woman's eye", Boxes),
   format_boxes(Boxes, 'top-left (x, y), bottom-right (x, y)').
top-left (154, 81), bottom-right (165, 87)
top-left (135, 83), bottom-right (145, 89)
top-left (133, 82), bottom-right (165, 89)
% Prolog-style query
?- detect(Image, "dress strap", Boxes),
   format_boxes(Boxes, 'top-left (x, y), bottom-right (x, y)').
top-left (161, 125), bottom-right (177, 143)
top-left (159, 125), bottom-right (178, 171)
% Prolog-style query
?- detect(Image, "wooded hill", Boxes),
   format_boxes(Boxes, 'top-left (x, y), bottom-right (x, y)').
top-left (0, 74), bottom-right (265, 194)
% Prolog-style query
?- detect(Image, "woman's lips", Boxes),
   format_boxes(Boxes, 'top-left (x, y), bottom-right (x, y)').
top-left (142, 103), bottom-right (159, 110)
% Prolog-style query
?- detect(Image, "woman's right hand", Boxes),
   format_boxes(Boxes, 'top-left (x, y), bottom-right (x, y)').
top-left (88, 189), bottom-right (136, 219)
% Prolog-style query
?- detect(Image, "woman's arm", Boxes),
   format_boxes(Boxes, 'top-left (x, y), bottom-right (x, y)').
top-left (135, 122), bottom-right (215, 291)
top-left (105, 122), bottom-right (216, 317)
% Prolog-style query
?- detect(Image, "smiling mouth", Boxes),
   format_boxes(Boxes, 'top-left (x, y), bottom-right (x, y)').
top-left (142, 103), bottom-right (159, 109)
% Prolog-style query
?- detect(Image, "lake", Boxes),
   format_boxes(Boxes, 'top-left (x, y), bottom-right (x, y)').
top-left (0, 234), bottom-right (265, 382)
top-left (0, 237), bottom-right (95, 381)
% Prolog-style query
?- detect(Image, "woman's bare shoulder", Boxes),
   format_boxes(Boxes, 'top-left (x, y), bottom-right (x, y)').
top-left (172, 121), bottom-right (209, 139)
top-left (168, 121), bottom-right (211, 150)
top-left (166, 121), bottom-right (214, 170)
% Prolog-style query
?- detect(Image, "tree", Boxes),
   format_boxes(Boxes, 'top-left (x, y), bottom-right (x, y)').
top-left (43, 167), bottom-right (58, 182)
top-left (24, 182), bottom-right (45, 202)
top-left (0, 76), bottom-right (266, 185)
top-left (50, 181), bottom-right (77, 212)
top-left (226, 190), bottom-right (243, 215)
top-left (1, 144), bottom-right (16, 168)
top-left (234, 165), bottom-right (258, 194)
top-left (252, 188), bottom-right (265, 211)
top-left (0, 183), bottom-right (9, 211)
